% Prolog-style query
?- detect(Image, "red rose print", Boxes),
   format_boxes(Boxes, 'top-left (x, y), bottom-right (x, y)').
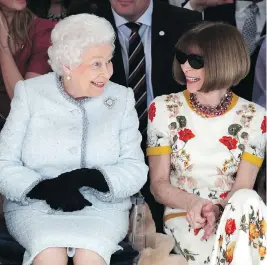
top-left (178, 128), bottom-right (195, 142)
top-left (225, 219), bottom-right (236, 235)
top-left (194, 228), bottom-right (201, 236)
top-left (220, 192), bottom-right (229, 199)
top-left (219, 136), bottom-right (238, 150)
top-left (261, 116), bottom-right (266, 134)
top-left (148, 102), bottom-right (156, 122)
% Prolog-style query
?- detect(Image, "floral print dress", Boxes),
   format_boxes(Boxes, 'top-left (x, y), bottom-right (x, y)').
top-left (146, 90), bottom-right (266, 265)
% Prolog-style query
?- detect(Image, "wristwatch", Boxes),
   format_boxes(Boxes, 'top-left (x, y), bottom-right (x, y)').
top-left (215, 203), bottom-right (224, 221)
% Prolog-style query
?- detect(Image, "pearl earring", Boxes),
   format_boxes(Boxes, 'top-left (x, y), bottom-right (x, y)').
top-left (66, 75), bottom-right (71, 81)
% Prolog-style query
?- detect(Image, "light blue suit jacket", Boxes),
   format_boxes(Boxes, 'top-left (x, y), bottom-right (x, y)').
top-left (0, 73), bottom-right (148, 214)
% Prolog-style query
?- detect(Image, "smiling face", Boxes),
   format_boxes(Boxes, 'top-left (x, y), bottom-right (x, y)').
top-left (0, 0), bottom-right (26, 11)
top-left (180, 59), bottom-right (205, 94)
top-left (67, 43), bottom-right (114, 97)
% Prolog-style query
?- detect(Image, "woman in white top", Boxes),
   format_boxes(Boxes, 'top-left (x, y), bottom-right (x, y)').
top-left (147, 21), bottom-right (266, 264)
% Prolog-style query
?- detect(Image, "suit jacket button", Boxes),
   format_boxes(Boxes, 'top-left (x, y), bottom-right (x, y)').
top-left (159, 31), bottom-right (165, 36)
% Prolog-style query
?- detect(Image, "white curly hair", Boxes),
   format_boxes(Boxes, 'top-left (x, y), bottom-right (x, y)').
top-left (48, 14), bottom-right (116, 75)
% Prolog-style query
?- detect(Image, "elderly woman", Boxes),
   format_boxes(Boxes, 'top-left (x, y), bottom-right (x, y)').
top-left (147, 22), bottom-right (266, 264)
top-left (0, 14), bottom-right (148, 265)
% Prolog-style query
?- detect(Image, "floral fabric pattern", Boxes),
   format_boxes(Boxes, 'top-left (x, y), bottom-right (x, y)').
top-left (219, 136), bottom-right (238, 150)
top-left (179, 128), bottom-right (195, 142)
top-left (147, 92), bottom-right (266, 265)
top-left (210, 190), bottom-right (267, 264)
top-left (148, 102), bottom-right (156, 122)
top-left (261, 116), bottom-right (266, 134)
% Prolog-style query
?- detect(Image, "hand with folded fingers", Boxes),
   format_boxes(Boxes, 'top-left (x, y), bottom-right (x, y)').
top-left (26, 177), bottom-right (92, 212)
top-left (26, 178), bottom-right (61, 200)
top-left (45, 188), bottom-right (92, 211)
top-left (200, 202), bottom-right (217, 241)
top-left (185, 197), bottom-right (211, 230)
top-left (56, 168), bottom-right (110, 193)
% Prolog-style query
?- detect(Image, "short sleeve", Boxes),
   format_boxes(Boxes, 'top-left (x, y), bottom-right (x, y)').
top-left (26, 19), bottom-right (56, 75)
top-left (241, 108), bottom-right (266, 167)
top-left (146, 96), bottom-right (172, 156)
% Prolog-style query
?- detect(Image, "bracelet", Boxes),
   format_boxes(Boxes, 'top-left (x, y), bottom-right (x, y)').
top-left (215, 203), bottom-right (224, 221)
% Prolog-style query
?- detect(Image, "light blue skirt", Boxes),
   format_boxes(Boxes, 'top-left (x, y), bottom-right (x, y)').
top-left (5, 206), bottom-right (129, 265)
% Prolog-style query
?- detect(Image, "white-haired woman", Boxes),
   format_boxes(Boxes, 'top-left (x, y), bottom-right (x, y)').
top-left (0, 14), bottom-right (148, 265)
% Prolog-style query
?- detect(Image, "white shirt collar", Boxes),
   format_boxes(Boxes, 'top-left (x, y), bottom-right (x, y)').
top-left (112, 0), bottom-right (153, 28)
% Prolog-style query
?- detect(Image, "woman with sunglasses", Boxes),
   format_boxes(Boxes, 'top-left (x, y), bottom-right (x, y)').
top-left (0, 0), bottom-right (56, 130)
top-left (147, 21), bottom-right (266, 264)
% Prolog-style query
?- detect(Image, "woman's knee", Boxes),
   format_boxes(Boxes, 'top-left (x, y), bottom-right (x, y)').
top-left (229, 189), bottom-right (260, 206)
top-left (34, 247), bottom-right (68, 265)
top-left (73, 249), bottom-right (106, 265)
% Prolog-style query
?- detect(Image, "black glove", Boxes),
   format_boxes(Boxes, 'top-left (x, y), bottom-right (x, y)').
top-left (27, 178), bottom-right (92, 212)
top-left (27, 178), bottom-right (60, 200)
top-left (57, 168), bottom-right (109, 193)
top-left (46, 189), bottom-right (92, 212)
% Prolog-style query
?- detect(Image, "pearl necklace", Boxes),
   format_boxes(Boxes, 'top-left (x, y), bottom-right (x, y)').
top-left (189, 91), bottom-right (233, 118)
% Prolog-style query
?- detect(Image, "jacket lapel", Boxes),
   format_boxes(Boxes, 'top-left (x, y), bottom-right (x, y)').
top-left (151, 0), bottom-right (167, 47)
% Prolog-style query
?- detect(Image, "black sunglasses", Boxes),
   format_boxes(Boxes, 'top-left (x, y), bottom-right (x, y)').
top-left (175, 50), bottom-right (204, 69)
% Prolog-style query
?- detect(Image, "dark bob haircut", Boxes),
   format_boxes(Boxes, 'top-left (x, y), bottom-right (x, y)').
top-left (173, 21), bottom-right (250, 93)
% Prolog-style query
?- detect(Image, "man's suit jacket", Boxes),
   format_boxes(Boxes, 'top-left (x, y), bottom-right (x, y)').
top-left (203, 3), bottom-right (266, 101)
top-left (96, 0), bottom-right (202, 99)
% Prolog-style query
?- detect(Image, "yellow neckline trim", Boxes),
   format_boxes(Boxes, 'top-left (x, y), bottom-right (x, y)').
top-left (183, 90), bottom-right (239, 117)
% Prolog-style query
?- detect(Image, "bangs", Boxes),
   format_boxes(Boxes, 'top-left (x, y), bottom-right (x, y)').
top-left (173, 21), bottom-right (250, 91)
top-left (175, 34), bottom-right (203, 56)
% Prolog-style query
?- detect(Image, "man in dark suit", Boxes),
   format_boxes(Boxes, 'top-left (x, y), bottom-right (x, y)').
top-left (184, 0), bottom-right (266, 101)
top-left (90, 0), bottom-right (201, 232)
top-left (96, 0), bottom-right (201, 98)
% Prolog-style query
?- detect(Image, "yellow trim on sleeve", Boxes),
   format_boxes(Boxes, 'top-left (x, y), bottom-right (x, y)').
top-left (146, 146), bottom-right (172, 156)
top-left (241, 152), bottom-right (264, 167)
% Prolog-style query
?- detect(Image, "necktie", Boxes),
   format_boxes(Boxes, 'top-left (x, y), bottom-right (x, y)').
top-left (242, 3), bottom-right (259, 55)
top-left (126, 22), bottom-right (147, 135)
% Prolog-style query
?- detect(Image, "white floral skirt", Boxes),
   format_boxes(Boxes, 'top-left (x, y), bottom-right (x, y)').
top-left (164, 189), bottom-right (267, 265)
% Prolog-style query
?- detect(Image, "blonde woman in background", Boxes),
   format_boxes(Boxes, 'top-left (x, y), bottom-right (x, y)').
top-left (0, 0), bottom-right (56, 130)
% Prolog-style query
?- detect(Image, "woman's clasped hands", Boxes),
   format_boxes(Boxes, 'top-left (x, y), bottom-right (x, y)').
top-left (186, 197), bottom-right (219, 241)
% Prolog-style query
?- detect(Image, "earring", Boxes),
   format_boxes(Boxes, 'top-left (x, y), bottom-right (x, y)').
top-left (66, 75), bottom-right (71, 81)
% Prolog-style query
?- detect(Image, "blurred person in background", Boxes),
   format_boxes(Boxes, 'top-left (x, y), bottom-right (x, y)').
top-left (253, 37), bottom-right (266, 108)
top-left (0, 0), bottom-right (56, 130)
top-left (28, 0), bottom-right (70, 21)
